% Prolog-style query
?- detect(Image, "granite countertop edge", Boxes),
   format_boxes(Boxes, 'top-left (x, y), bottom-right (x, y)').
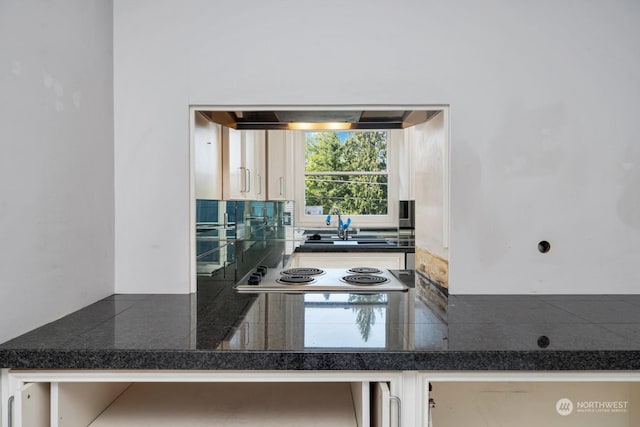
top-left (2, 349), bottom-right (640, 371)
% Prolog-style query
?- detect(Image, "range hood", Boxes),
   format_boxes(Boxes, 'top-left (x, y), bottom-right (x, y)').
top-left (201, 109), bottom-right (439, 130)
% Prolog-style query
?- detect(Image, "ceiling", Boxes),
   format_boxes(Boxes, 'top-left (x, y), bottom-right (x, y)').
top-left (201, 109), bottom-right (440, 130)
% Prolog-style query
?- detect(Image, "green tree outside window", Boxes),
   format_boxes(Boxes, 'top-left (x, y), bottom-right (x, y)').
top-left (305, 131), bottom-right (388, 215)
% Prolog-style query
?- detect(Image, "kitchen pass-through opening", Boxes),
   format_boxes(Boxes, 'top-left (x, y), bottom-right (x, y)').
top-left (189, 105), bottom-right (451, 295)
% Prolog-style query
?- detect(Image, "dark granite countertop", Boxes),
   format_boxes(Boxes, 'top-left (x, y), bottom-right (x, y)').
top-left (293, 229), bottom-right (414, 254)
top-left (294, 243), bottom-right (414, 253)
top-left (2, 265), bottom-right (640, 370)
top-left (293, 237), bottom-right (414, 253)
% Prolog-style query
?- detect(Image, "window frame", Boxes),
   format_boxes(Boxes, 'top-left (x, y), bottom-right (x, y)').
top-left (293, 129), bottom-right (401, 228)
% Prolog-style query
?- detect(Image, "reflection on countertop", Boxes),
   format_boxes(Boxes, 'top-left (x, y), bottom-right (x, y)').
top-left (217, 291), bottom-right (434, 351)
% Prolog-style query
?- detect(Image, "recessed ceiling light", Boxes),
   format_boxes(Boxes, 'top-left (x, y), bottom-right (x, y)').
top-left (287, 122), bottom-right (352, 130)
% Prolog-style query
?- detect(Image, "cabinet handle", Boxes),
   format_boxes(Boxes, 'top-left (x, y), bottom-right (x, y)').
top-left (239, 167), bottom-right (246, 193)
top-left (390, 395), bottom-right (401, 427)
top-left (244, 323), bottom-right (250, 347)
top-left (245, 168), bottom-right (251, 193)
top-left (279, 177), bottom-right (283, 196)
top-left (257, 174), bottom-right (262, 195)
top-left (8, 395), bottom-right (14, 427)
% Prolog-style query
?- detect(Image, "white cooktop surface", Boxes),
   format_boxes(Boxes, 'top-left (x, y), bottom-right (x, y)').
top-left (234, 267), bottom-right (407, 293)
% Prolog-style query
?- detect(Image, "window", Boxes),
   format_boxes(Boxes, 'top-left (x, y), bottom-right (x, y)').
top-left (294, 130), bottom-right (399, 227)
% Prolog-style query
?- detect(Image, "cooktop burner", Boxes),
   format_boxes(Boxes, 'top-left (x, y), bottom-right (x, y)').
top-left (281, 268), bottom-right (325, 276)
top-left (340, 274), bottom-right (390, 286)
top-left (276, 275), bottom-right (315, 285)
top-left (347, 267), bottom-right (382, 274)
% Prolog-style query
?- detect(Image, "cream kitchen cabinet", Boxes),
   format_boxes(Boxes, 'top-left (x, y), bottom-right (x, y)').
top-left (398, 127), bottom-right (415, 201)
top-left (222, 128), bottom-right (266, 200)
top-left (3, 370), bottom-right (403, 427)
top-left (250, 130), bottom-right (266, 200)
top-left (193, 112), bottom-right (222, 200)
top-left (266, 130), bottom-right (294, 201)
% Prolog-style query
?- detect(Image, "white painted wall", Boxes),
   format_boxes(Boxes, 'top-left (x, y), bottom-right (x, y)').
top-left (114, 0), bottom-right (640, 294)
top-left (0, 0), bottom-right (114, 342)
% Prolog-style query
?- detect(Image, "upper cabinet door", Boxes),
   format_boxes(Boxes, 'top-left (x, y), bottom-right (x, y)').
top-left (222, 128), bottom-right (266, 200)
top-left (398, 127), bottom-right (415, 201)
top-left (194, 112), bottom-right (222, 200)
top-left (247, 130), bottom-right (266, 201)
top-left (266, 130), bottom-right (293, 200)
top-left (222, 127), bottom-right (245, 200)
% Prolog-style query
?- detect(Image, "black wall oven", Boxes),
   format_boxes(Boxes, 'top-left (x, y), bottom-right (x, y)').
top-left (399, 200), bottom-right (415, 228)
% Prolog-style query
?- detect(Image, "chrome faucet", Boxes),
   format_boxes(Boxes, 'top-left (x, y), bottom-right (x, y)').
top-left (326, 206), bottom-right (348, 240)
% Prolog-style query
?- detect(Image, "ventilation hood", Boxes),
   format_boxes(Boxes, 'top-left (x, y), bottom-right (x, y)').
top-left (201, 109), bottom-right (439, 130)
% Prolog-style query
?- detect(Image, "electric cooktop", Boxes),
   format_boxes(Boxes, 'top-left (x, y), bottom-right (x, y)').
top-left (234, 267), bottom-right (408, 293)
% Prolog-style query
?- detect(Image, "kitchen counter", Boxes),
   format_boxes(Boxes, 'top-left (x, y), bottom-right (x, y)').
top-left (294, 241), bottom-right (414, 253)
top-left (294, 233), bottom-right (414, 253)
top-left (3, 264), bottom-right (640, 370)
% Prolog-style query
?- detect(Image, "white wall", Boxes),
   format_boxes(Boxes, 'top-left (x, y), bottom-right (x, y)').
top-left (0, 0), bottom-right (114, 342)
top-left (114, 0), bottom-right (640, 294)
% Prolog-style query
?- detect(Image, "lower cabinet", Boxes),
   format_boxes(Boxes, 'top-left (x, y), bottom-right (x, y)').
top-left (423, 373), bottom-right (640, 427)
top-left (291, 252), bottom-right (405, 269)
top-left (6, 370), bottom-right (640, 427)
top-left (3, 371), bottom-right (402, 427)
